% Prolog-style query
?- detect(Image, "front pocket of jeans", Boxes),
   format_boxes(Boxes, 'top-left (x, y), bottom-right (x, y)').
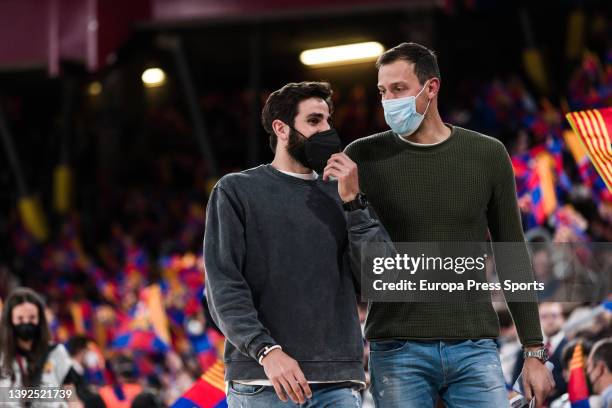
top-left (230, 382), bottom-right (267, 396)
top-left (369, 339), bottom-right (407, 353)
top-left (467, 339), bottom-right (498, 350)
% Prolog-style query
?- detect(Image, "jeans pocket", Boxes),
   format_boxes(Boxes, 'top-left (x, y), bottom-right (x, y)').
top-left (467, 338), bottom-right (498, 350)
top-left (229, 382), bottom-right (267, 396)
top-left (369, 339), bottom-right (407, 353)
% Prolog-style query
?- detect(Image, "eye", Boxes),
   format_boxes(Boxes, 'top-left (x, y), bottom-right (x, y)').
top-left (378, 89), bottom-right (385, 95)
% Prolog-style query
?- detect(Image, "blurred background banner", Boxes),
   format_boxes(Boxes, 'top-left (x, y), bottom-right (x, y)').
top-left (0, 0), bottom-right (150, 76)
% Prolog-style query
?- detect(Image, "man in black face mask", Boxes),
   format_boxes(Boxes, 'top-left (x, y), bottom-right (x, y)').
top-left (204, 81), bottom-right (391, 408)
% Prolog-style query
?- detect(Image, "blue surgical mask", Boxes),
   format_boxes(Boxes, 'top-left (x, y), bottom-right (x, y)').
top-left (382, 81), bottom-right (431, 136)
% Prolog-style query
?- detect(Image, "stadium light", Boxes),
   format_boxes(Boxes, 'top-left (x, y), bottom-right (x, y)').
top-left (300, 42), bottom-right (384, 67)
top-left (87, 81), bottom-right (102, 96)
top-left (141, 67), bottom-right (166, 87)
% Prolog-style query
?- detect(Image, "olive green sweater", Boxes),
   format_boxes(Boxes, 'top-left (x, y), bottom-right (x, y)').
top-left (345, 125), bottom-right (543, 346)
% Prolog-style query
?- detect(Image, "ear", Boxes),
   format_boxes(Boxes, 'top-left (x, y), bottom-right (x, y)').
top-left (427, 77), bottom-right (441, 99)
top-left (596, 360), bottom-right (606, 375)
top-left (272, 119), bottom-right (290, 143)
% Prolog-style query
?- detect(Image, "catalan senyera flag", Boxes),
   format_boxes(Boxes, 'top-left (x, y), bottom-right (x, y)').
top-left (171, 359), bottom-right (227, 408)
top-left (567, 341), bottom-right (590, 408)
top-left (566, 107), bottom-right (612, 194)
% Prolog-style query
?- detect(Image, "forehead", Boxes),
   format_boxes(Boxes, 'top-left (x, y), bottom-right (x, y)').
top-left (296, 97), bottom-right (329, 117)
top-left (540, 303), bottom-right (561, 313)
top-left (377, 60), bottom-right (419, 87)
top-left (12, 302), bottom-right (38, 316)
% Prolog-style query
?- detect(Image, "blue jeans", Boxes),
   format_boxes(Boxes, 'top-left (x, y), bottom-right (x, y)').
top-left (227, 382), bottom-right (362, 408)
top-left (369, 339), bottom-right (509, 408)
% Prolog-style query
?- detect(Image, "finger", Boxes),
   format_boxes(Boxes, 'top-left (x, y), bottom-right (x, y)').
top-left (534, 385), bottom-right (547, 408)
top-left (330, 152), bottom-right (350, 162)
top-left (324, 164), bottom-right (344, 176)
top-left (287, 375), bottom-right (306, 404)
top-left (331, 153), bottom-right (353, 166)
top-left (279, 377), bottom-right (299, 404)
top-left (549, 371), bottom-right (556, 389)
top-left (330, 153), bottom-right (356, 169)
top-left (326, 158), bottom-right (348, 172)
top-left (523, 376), bottom-right (533, 401)
top-left (324, 162), bottom-right (350, 177)
top-left (323, 166), bottom-right (343, 181)
top-left (327, 155), bottom-right (352, 168)
top-left (272, 379), bottom-right (288, 402)
top-left (295, 372), bottom-right (312, 399)
top-left (323, 167), bottom-right (339, 181)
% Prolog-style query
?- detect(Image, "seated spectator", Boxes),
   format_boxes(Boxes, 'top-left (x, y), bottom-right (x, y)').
top-left (550, 340), bottom-right (602, 408)
top-left (587, 339), bottom-right (612, 408)
top-left (98, 355), bottom-right (143, 408)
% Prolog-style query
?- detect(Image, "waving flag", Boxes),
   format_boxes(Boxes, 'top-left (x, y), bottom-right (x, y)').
top-left (140, 284), bottom-right (171, 345)
top-left (566, 107), bottom-right (612, 195)
top-left (112, 330), bottom-right (169, 353)
top-left (171, 359), bottom-right (227, 408)
top-left (562, 129), bottom-right (607, 194)
top-left (568, 342), bottom-right (590, 408)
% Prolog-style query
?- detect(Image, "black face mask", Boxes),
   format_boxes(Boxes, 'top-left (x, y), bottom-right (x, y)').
top-left (286, 127), bottom-right (342, 174)
top-left (14, 323), bottom-right (38, 341)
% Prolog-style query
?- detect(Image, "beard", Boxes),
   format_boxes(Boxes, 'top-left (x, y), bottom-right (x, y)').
top-left (286, 128), bottom-right (310, 168)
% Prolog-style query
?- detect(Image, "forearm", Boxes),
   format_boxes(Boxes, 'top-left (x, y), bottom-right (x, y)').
top-left (487, 142), bottom-right (543, 347)
top-left (204, 186), bottom-right (277, 359)
top-left (205, 281), bottom-right (276, 359)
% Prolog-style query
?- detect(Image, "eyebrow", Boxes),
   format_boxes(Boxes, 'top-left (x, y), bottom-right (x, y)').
top-left (306, 113), bottom-right (326, 120)
top-left (378, 81), bottom-right (410, 89)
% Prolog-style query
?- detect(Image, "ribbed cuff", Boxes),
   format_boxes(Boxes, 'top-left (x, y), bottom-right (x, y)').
top-left (347, 207), bottom-right (376, 229)
top-left (246, 332), bottom-right (277, 361)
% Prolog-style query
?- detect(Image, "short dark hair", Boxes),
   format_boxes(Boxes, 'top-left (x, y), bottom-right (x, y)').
top-left (66, 335), bottom-right (90, 357)
top-left (376, 42), bottom-right (440, 85)
top-left (590, 338), bottom-right (612, 372)
top-left (261, 82), bottom-right (333, 153)
top-left (132, 391), bottom-right (164, 408)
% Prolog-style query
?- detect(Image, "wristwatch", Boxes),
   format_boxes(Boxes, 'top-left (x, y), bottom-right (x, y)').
top-left (523, 347), bottom-right (549, 363)
top-left (343, 193), bottom-right (368, 211)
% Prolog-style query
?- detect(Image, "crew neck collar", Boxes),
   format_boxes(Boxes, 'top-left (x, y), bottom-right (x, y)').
top-left (391, 124), bottom-right (458, 154)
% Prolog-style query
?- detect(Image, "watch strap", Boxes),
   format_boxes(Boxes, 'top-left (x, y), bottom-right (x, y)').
top-left (523, 347), bottom-right (549, 362)
top-left (343, 193), bottom-right (368, 211)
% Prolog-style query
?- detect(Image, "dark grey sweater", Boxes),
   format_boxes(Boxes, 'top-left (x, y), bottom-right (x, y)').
top-left (204, 164), bottom-right (389, 382)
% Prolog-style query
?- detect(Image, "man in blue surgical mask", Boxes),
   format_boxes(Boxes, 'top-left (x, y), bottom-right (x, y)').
top-left (344, 42), bottom-right (555, 408)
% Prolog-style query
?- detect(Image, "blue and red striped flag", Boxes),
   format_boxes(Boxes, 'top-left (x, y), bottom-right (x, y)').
top-left (112, 330), bottom-right (169, 353)
top-left (568, 342), bottom-right (590, 408)
top-left (171, 359), bottom-right (227, 408)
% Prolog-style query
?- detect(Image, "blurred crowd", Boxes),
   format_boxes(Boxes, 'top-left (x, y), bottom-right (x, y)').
top-left (0, 17), bottom-right (611, 407)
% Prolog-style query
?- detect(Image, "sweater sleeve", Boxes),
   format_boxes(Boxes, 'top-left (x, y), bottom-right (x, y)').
top-left (204, 185), bottom-right (277, 360)
top-left (346, 206), bottom-right (396, 291)
top-left (486, 141), bottom-right (543, 347)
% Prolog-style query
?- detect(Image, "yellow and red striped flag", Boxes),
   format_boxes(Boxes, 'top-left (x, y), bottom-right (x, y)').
top-left (566, 107), bottom-right (612, 192)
